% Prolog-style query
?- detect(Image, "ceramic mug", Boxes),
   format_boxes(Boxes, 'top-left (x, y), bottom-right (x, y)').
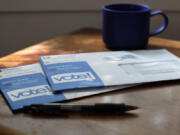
top-left (102, 3), bottom-right (168, 50)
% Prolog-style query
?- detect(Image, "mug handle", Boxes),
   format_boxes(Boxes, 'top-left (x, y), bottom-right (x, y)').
top-left (149, 10), bottom-right (168, 36)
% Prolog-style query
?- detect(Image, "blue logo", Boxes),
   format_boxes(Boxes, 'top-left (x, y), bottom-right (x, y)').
top-left (51, 72), bottom-right (96, 84)
top-left (7, 85), bottom-right (52, 101)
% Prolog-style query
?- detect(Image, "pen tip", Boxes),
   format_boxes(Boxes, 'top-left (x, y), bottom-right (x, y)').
top-left (126, 105), bottom-right (139, 111)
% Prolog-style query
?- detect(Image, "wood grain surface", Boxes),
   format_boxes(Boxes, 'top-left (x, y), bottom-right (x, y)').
top-left (0, 28), bottom-right (180, 135)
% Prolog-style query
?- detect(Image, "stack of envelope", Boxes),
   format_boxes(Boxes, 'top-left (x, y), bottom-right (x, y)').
top-left (1, 49), bottom-right (180, 111)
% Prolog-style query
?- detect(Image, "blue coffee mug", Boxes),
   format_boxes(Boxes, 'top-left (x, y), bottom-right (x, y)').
top-left (102, 3), bottom-right (168, 50)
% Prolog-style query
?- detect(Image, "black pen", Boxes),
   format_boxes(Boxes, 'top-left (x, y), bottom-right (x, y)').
top-left (23, 103), bottom-right (139, 114)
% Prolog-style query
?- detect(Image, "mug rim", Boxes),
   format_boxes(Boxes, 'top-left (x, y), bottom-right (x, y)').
top-left (103, 3), bottom-right (150, 13)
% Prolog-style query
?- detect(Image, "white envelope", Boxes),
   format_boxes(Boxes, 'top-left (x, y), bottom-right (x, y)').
top-left (39, 49), bottom-right (180, 92)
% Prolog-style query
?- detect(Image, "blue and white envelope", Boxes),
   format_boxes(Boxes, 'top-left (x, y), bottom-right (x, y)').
top-left (0, 64), bottom-right (131, 111)
top-left (39, 49), bottom-right (180, 92)
top-left (0, 64), bottom-right (66, 110)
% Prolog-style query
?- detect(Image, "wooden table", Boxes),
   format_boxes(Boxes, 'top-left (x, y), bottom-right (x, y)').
top-left (0, 28), bottom-right (180, 135)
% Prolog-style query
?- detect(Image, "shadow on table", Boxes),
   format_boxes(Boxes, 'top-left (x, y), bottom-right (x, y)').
top-left (24, 112), bottom-right (139, 121)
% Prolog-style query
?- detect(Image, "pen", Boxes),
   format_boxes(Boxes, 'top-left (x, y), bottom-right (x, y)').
top-left (23, 103), bottom-right (139, 114)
